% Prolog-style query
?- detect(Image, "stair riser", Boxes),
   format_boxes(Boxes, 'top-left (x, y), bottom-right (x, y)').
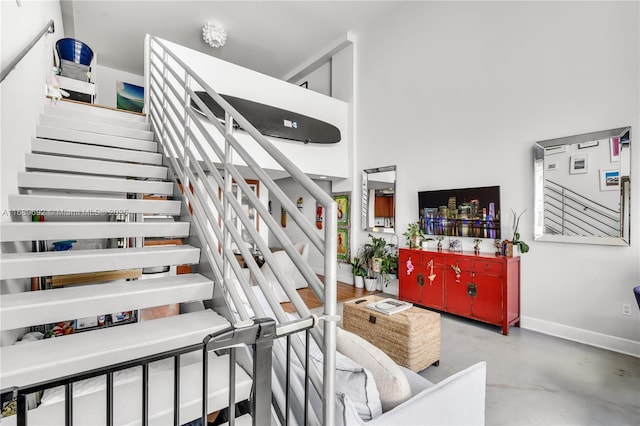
top-left (36, 126), bottom-right (157, 152)
top-left (0, 276), bottom-right (213, 330)
top-left (53, 99), bottom-right (148, 124)
top-left (39, 114), bottom-right (154, 141)
top-left (0, 222), bottom-right (189, 242)
top-left (31, 138), bottom-right (163, 165)
top-left (0, 246), bottom-right (200, 280)
top-left (26, 154), bottom-right (168, 179)
top-left (18, 172), bottom-right (173, 195)
top-left (43, 104), bottom-right (151, 131)
top-left (8, 195), bottom-right (181, 216)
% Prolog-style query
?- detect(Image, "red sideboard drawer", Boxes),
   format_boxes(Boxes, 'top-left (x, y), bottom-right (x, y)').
top-left (474, 259), bottom-right (503, 274)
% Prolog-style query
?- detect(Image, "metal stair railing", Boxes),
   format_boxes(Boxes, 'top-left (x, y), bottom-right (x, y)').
top-left (543, 179), bottom-right (620, 237)
top-left (145, 35), bottom-right (337, 424)
top-left (1, 318), bottom-right (280, 426)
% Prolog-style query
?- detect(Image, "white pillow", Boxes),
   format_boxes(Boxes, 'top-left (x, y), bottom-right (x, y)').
top-left (308, 340), bottom-right (382, 421)
top-left (336, 327), bottom-right (412, 412)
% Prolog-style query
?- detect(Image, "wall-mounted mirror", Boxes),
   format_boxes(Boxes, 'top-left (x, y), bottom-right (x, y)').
top-left (533, 126), bottom-right (631, 246)
top-left (362, 165), bottom-right (396, 234)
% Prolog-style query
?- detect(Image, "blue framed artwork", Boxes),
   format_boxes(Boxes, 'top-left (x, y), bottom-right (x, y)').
top-left (116, 81), bottom-right (144, 113)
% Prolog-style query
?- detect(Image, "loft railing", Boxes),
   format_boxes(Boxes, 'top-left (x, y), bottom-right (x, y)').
top-left (1, 318), bottom-right (279, 426)
top-left (543, 179), bottom-right (620, 237)
top-left (144, 35), bottom-right (338, 424)
top-left (1, 20), bottom-right (55, 83)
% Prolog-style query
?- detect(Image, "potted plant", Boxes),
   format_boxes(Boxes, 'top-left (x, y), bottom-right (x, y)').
top-left (380, 250), bottom-right (398, 290)
top-left (507, 209), bottom-right (529, 255)
top-left (403, 221), bottom-right (427, 249)
top-left (357, 234), bottom-right (396, 291)
top-left (351, 256), bottom-right (367, 289)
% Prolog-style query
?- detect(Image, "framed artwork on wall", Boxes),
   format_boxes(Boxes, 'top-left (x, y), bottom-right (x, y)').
top-left (337, 228), bottom-right (349, 262)
top-left (333, 192), bottom-right (350, 227)
top-left (610, 137), bottom-right (620, 162)
top-left (116, 81), bottom-right (144, 113)
top-left (333, 191), bottom-right (351, 263)
top-left (570, 154), bottom-right (588, 174)
top-left (600, 169), bottom-right (620, 191)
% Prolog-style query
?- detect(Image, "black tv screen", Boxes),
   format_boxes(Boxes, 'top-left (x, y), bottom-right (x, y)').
top-left (418, 185), bottom-right (501, 239)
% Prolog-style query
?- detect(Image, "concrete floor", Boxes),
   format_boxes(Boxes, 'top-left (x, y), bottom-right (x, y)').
top-left (419, 315), bottom-right (640, 425)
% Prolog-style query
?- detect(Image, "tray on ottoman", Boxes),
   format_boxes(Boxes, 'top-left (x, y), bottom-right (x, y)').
top-left (342, 295), bottom-right (440, 372)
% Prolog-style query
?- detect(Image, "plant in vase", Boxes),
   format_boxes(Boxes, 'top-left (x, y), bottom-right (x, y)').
top-left (509, 209), bottom-right (529, 254)
top-left (380, 251), bottom-right (398, 289)
top-left (402, 221), bottom-right (429, 249)
top-left (436, 236), bottom-right (444, 251)
top-left (351, 256), bottom-right (367, 288)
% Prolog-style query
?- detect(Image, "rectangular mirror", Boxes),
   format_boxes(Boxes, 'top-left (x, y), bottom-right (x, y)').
top-left (362, 165), bottom-right (396, 234)
top-left (533, 127), bottom-right (631, 246)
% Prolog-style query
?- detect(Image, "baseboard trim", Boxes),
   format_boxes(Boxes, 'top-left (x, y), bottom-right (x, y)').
top-left (521, 316), bottom-right (640, 358)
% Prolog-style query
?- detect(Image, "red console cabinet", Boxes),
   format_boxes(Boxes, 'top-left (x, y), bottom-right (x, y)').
top-left (399, 248), bottom-right (520, 335)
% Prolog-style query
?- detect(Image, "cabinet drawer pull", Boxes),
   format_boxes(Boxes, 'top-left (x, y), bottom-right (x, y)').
top-left (416, 273), bottom-right (425, 286)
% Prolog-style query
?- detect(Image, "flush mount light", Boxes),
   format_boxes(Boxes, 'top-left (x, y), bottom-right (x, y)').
top-left (202, 23), bottom-right (227, 48)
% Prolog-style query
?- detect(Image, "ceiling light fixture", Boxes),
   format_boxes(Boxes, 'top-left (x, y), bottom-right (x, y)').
top-left (202, 23), bottom-right (227, 48)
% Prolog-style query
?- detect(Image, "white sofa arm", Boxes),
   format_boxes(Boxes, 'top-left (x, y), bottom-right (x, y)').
top-left (361, 362), bottom-right (487, 425)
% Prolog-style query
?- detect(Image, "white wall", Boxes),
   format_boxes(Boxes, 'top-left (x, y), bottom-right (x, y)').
top-left (0, 0), bottom-right (65, 345)
top-left (1, 0), bottom-right (64, 217)
top-left (93, 64), bottom-right (144, 109)
top-left (354, 1), bottom-right (639, 355)
top-left (294, 60), bottom-right (331, 96)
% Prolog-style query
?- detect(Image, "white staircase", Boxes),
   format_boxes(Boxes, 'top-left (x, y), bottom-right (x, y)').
top-left (0, 100), bottom-right (251, 424)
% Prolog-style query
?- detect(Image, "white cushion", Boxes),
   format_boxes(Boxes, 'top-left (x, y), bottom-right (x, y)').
top-left (336, 328), bottom-right (412, 412)
top-left (307, 339), bottom-right (382, 421)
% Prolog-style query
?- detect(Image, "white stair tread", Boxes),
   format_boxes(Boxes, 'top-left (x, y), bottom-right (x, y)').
top-left (1, 352), bottom-right (251, 426)
top-left (40, 113), bottom-right (154, 141)
top-left (0, 274), bottom-right (213, 330)
top-left (18, 172), bottom-right (173, 195)
top-left (54, 98), bottom-right (148, 124)
top-left (25, 153), bottom-right (167, 179)
top-left (0, 245), bottom-right (200, 280)
top-left (0, 221), bottom-right (189, 242)
top-left (36, 125), bottom-right (157, 152)
top-left (31, 138), bottom-right (162, 165)
top-left (0, 309), bottom-right (229, 389)
top-left (8, 194), bottom-right (180, 215)
top-left (44, 103), bottom-right (151, 131)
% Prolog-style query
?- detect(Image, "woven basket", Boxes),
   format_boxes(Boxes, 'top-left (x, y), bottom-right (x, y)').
top-left (342, 295), bottom-right (441, 372)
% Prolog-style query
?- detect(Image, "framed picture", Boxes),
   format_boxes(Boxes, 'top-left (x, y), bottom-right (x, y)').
top-left (610, 137), bottom-right (620, 162)
top-left (570, 154), bottom-right (588, 174)
top-left (337, 228), bottom-right (350, 263)
top-left (116, 81), bottom-right (144, 113)
top-left (600, 169), bottom-right (620, 191)
top-left (333, 192), bottom-right (350, 227)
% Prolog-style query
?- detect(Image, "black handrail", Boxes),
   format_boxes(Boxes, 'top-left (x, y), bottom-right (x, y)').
top-left (0, 318), bottom-right (283, 426)
top-left (0, 19), bottom-right (55, 83)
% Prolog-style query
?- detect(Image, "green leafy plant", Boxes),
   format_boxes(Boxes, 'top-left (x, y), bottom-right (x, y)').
top-left (351, 256), bottom-right (367, 277)
top-left (358, 234), bottom-right (397, 280)
top-left (403, 221), bottom-right (431, 248)
top-left (510, 209), bottom-right (529, 254)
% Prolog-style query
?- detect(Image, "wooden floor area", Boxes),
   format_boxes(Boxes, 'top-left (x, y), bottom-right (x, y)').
top-left (281, 280), bottom-right (379, 313)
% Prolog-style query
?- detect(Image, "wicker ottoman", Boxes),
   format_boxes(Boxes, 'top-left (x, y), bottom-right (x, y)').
top-left (342, 295), bottom-right (440, 372)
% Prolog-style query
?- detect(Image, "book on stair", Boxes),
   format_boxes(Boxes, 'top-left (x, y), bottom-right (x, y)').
top-left (366, 298), bottom-right (413, 315)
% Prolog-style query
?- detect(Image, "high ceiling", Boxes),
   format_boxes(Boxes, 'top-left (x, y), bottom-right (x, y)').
top-left (61, 1), bottom-right (406, 79)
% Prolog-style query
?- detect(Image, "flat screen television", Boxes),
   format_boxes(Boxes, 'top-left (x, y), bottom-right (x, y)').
top-left (418, 185), bottom-right (501, 239)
